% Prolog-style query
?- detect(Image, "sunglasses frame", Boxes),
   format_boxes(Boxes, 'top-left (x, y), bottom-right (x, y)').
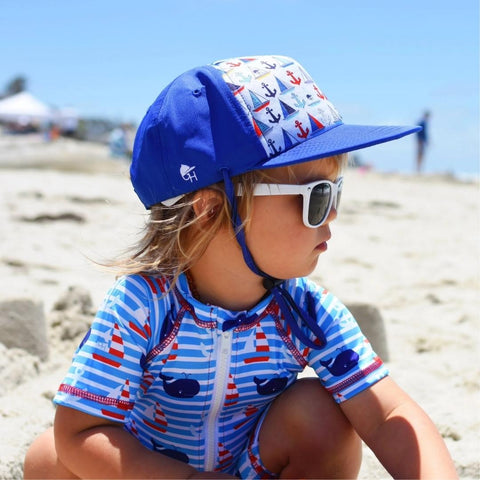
top-left (242, 177), bottom-right (343, 228)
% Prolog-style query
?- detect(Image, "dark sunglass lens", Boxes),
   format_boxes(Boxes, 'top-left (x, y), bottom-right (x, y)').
top-left (308, 183), bottom-right (331, 225)
top-left (336, 182), bottom-right (343, 209)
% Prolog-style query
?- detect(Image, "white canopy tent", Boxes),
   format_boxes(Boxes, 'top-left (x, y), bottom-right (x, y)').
top-left (0, 92), bottom-right (53, 124)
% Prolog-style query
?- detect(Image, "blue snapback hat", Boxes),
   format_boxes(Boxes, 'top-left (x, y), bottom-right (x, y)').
top-left (131, 55), bottom-right (420, 208)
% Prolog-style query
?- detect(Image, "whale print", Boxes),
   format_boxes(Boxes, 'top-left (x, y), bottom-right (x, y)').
top-left (320, 349), bottom-right (359, 376)
top-left (253, 376), bottom-right (288, 395)
top-left (151, 438), bottom-right (189, 464)
top-left (159, 373), bottom-right (200, 398)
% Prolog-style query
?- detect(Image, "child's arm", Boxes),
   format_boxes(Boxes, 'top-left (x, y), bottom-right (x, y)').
top-left (54, 405), bottom-right (236, 479)
top-left (340, 376), bottom-right (458, 479)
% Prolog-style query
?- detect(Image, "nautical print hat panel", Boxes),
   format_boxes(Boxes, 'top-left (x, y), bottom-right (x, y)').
top-left (131, 55), bottom-right (420, 208)
top-left (212, 56), bottom-right (343, 161)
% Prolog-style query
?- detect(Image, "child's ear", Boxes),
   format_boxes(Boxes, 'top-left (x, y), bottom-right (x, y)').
top-left (192, 189), bottom-right (222, 222)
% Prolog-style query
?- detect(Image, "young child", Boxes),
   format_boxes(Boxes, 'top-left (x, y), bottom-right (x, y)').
top-left (24, 55), bottom-right (457, 479)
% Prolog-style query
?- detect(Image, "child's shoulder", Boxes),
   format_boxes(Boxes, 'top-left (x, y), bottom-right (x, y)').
top-left (288, 276), bottom-right (329, 297)
top-left (289, 276), bottom-right (348, 314)
top-left (107, 273), bottom-right (174, 302)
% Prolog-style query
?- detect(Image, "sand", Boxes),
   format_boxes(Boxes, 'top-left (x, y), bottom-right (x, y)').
top-left (0, 133), bottom-right (479, 478)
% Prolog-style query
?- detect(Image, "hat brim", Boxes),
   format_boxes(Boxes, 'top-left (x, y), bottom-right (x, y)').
top-left (261, 123), bottom-right (421, 168)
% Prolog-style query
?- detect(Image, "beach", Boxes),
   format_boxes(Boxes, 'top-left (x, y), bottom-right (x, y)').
top-left (0, 134), bottom-right (479, 479)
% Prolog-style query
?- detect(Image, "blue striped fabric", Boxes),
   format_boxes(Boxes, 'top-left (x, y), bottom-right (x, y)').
top-left (54, 273), bottom-right (388, 474)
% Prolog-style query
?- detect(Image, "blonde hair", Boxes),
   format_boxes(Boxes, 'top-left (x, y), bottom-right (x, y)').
top-left (107, 154), bottom-right (347, 284)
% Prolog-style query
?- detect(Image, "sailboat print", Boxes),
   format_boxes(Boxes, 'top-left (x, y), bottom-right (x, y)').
top-left (244, 324), bottom-right (270, 364)
top-left (282, 128), bottom-right (299, 150)
top-left (101, 379), bottom-right (131, 420)
top-left (252, 117), bottom-right (273, 137)
top-left (224, 374), bottom-right (239, 407)
top-left (233, 404), bottom-right (259, 430)
top-left (248, 89), bottom-right (270, 112)
top-left (279, 99), bottom-right (298, 120)
top-left (143, 402), bottom-right (168, 432)
top-left (215, 443), bottom-right (234, 470)
top-left (250, 66), bottom-right (270, 80)
top-left (140, 370), bottom-right (155, 394)
top-left (275, 76), bottom-right (294, 95)
top-left (92, 323), bottom-right (124, 367)
top-left (225, 80), bottom-right (245, 96)
top-left (308, 113), bottom-right (325, 136)
top-left (299, 66), bottom-right (314, 83)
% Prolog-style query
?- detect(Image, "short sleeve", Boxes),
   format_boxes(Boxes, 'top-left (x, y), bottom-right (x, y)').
top-left (293, 278), bottom-right (389, 403)
top-left (53, 275), bottom-right (162, 422)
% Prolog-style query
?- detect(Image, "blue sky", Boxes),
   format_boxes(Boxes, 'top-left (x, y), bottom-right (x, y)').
top-left (1, 0), bottom-right (478, 174)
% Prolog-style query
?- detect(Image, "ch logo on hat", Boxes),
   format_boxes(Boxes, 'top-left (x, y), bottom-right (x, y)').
top-left (180, 164), bottom-right (198, 183)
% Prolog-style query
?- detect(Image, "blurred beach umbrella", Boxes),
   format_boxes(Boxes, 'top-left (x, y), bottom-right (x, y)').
top-left (54, 106), bottom-right (79, 133)
top-left (0, 91), bottom-right (53, 123)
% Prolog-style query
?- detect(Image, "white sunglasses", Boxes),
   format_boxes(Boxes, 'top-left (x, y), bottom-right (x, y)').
top-left (240, 177), bottom-right (343, 228)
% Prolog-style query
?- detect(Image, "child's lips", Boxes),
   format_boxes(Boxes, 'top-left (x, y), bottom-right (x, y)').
top-left (316, 241), bottom-right (328, 252)
top-left (316, 235), bottom-right (331, 252)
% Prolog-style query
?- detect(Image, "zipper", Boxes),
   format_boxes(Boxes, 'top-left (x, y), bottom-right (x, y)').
top-left (204, 329), bottom-right (233, 471)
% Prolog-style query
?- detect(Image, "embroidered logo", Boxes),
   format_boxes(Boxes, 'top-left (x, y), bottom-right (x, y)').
top-left (180, 164), bottom-right (198, 183)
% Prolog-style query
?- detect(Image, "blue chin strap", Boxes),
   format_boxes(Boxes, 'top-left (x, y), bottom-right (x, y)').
top-left (221, 169), bottom-right (326, 350)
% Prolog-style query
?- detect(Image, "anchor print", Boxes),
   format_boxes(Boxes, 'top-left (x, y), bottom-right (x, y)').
top-left (295, 120), bottom-right (310, 139)
top-left (261, 82), bottom-right (277, 98)
top-left (286, 70), bottom-right (301, 85)
top-left (291, 92), bottom-right (306, 109)
top-left (267, 139), bottom-right (282, 157)
top-left (261, 60), bottom-right (277, 69)
top-left (313, 85), bottom-right (326, 99)
top-left (266, 107), bottom-right (281, 124)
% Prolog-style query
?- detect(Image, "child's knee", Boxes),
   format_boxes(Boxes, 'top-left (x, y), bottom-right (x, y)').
top-left (280, 378), bottom-right (354, 440)
top-left (23, 428), bottom-right (76, 479)
top-left (259, 378), bottom-right (361, 477)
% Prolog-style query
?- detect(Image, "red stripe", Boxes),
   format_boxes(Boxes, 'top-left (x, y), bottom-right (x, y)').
top-left (244, 356), bottom-right (270, 364)
top-left (153, 277), bottom-right (168, 293)
top-left (142, 275), bottom-right (157, 294)
top-left (111, 333), bottom-right (123, 344)
top-left (92, 353), bottom-right (121, 367)
top-left (143, 419), bottom-right (167, 433)
top-left (129, 321), bottom-right (147, 339)
top-left (101, 409), bottom-right (125, 420)
top-left (108, 347), bottom-right (124, 358)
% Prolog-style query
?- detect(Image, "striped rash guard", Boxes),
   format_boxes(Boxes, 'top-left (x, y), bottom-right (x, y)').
top-left (54, 273), bottom-right (388, 475)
